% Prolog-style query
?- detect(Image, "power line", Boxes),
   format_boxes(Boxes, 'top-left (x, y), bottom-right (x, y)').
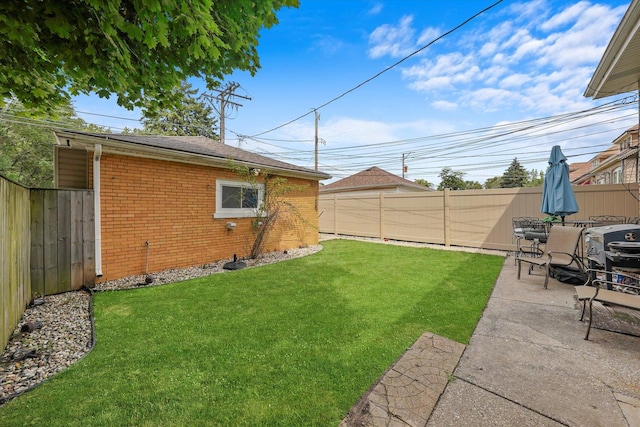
top-left (251, 0), bottom-right (505, 137)
top-left (240, 97), bottom-right (636, 163)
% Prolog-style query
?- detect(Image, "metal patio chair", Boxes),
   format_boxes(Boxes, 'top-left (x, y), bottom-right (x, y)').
top-left (517, 225), bottom-right (585, 289)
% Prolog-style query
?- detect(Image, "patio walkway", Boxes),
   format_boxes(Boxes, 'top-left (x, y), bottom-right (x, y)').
top-left (339, 246), bottom-right (640, 426)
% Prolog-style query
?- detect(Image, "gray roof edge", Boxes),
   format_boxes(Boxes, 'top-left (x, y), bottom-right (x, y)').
top-left (584, 0), bottom-right (640, 98)
top-left (55, 130), bottom-right (331, 180)
top-left (320, 182), bottom-right (431, 193)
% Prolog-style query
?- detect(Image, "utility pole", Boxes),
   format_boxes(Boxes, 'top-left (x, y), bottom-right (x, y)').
top-left (402, 153), bottom-right (411, 178)
top-left (201, 82), bottom-right (251, 144)
top-left (314, 110), bottom-right (320, 171)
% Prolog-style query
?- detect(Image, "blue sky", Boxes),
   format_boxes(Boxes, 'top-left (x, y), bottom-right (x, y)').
top-left (72, 0), bottom-right (638, 186)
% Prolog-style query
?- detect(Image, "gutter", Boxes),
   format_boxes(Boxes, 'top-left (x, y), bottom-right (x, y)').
top-left (93, 144), bottom-right (103, 277)
top-left (584, 0), bottom-right (640, 98)
top-left (54, 130), bottom-right (331, 181)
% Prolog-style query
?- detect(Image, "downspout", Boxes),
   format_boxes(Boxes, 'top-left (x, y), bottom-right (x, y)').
top-left (93, 144), bottom-right (103, 277)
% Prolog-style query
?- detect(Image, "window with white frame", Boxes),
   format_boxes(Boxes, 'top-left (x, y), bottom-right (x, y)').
top-left (612, 167), bottom-right (623, 184)
top-left (215, 179), bottom-right (264, 218)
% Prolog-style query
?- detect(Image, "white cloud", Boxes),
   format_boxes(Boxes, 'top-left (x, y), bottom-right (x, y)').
top-left (368, 2), bottom-right (383, 15)
top-left (368, 15), bottom-right (416, 59)
top-left (540, 1), bottom-right (589, 31)
top-left (367, 15), bottom-right (441, 59)
top-left (431, 100), bottom-right (458, 111)
top-left (393, 0), bottom-right (627, 118)
top-left (499, 73), bottom-right (531, 89)
top-left (416, 27), bottom-right (442, 46)
top-left (314, 35), bottom-right (344, 56)
top-left (479, 42), bottom-right (498, 57)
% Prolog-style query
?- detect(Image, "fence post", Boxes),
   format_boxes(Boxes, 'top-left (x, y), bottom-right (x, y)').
top-left (379, 192), bottom-right (384, 239)
top-left (444, 188), bottom-right (451, 247)
top-left (333, 194), bottom-right (338, 235)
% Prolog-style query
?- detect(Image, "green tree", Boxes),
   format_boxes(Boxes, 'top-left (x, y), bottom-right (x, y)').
top-left (526, 169), bottom-right (544, 187)
top-left (437, 167), bottom-right (466, 190)
top-left (500, 158), bottom-right (528, 188)
top-left (0, 100), bottom-right (100, 187)
top-left (465, 180), bottom-right (483, 190)
top-left (0, 0), bottom-right (298, 113)
top-left (141, 83), bottom-right (218, 138)
top-left (484, 176), bottom-right (502, 189)
top-left (414, 178), bottom-right (434, 189)
top-left (231, 163), bottom-right (309, 259)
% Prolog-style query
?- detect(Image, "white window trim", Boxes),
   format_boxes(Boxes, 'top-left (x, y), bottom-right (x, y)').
top-left (612, 167), bottom-right (623, 184)
top-left (214, 179), bottom-right (265, 219)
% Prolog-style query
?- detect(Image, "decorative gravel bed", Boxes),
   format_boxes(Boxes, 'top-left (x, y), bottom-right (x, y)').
top-left (0, 245), bottom-right (322, 406)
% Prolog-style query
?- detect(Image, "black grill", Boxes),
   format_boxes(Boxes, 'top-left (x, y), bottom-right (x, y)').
top-left (586, 224), bottom-right (640, 267)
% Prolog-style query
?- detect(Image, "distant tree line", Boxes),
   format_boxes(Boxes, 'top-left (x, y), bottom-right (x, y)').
top-left (414, 158), bottom-right (544, 191)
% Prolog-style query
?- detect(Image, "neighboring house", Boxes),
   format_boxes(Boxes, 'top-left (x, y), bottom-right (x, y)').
top-left (568, 161), bottom-right (591, 184)
top-left (571, 125), bottom-right (639, 185)
top-left (53, 130), bottom-right (330, 281)
top-left (319, 166), bottom-right (432, 196)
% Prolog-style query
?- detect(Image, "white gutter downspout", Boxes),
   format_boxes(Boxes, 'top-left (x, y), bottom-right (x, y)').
top-left (93, 144), bottom-right (103, 277)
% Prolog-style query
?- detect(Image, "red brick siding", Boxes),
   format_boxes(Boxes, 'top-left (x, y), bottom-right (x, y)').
top-left (91, 154), bottom-right (319, 281)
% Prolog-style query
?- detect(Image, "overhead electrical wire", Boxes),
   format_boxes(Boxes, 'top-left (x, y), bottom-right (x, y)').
top-left (240, 95), bottom-right (636, 158)
top-left (250, 0), bottom-right (505, 137)
top-left (234, 97), bottom-right (637, 169)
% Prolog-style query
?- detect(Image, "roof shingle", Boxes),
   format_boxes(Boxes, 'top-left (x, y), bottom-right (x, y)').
top-left (321, 166), bottom-right (430, 192)
top-left (56, 130), bottom-right (331, 180)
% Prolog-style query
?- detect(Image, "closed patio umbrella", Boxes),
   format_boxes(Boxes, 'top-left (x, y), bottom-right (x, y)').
top-left (541, 145), bottom-right (579, 225)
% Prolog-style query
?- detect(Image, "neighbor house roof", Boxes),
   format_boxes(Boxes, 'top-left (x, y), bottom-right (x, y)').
top-left (55, 130), bottom-right (331, 181)
top-left (584, 0), bottom-right (640, 99)
top-left (569, 162), bottom-right (592, 183)
top-left (320, 166), bottom-right (431, 193)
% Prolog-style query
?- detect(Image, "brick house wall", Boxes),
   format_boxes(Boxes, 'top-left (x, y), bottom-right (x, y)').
top-left (91, 153), bottom-right (319, 281)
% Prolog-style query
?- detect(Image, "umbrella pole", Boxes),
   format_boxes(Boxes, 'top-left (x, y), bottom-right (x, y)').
top-left (561, 215), bottom-right (565, 226)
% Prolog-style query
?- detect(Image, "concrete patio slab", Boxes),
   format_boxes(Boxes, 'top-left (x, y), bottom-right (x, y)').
top-left (428, 255), bottom-right (640, 427)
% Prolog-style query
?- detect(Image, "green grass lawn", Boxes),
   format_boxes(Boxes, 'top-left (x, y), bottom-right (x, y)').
top-left (0, 239), bottom-right (504, 426)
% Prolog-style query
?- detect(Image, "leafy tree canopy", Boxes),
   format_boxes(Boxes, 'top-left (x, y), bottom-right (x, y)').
top-left (414, 178), bottom-right (434, 189)
top-left (0, 0), bottom-right (298, 113)
top-left (500, 158), bottom-right (529, 188)
top-left (0, 100), bottom-right (103, 187)
top-left (465, 180), bottom-right (483, 190)
top-left (486, 167), bottom-right (545, 189)
top-left (484, 176), bottom-right (501, 189)
top-left (437, 167), bottom-right (467, 191)
top-left (526, 169), bottom-right (544, 187)
top-left (140, 82), bottom-right (218, 138)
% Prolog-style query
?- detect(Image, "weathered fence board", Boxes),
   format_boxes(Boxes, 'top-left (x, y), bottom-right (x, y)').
top-left (57, 191), bottom-right (72, 291)
top-left (30, 190), bottom-right (45, 297)
top-left (33, 189), bottom-right (95, 295)
top-left (70, 191), bottom-right (84, 288)
top-left (44, 190), bottom-right (59, 296)
top-left (1, 177), bottom-right (31, 349)
top-left (82, 191), bottom-right (96, 284)
top-left (2, 174), bottom-right (95, 349)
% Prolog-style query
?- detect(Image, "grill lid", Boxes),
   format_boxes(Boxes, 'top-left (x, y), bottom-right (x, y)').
top-left (608, 241), bottom-right (640, 253)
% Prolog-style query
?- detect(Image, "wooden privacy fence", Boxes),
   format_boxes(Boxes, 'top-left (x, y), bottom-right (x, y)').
top-left (1, 176), bottom-right (31, 350)
top-left (1, 174), bottom-right (95, 348)
top-left (30, 189), bottom-right (95, 297)
top-left (319, 184), bottom-right (640, 251)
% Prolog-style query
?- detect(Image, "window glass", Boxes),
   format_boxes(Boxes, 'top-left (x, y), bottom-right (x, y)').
top-left (215, 179), bottom-right (264, 218)
top-left (242, 188), bottom-right (259, 208)
top-left (222, 185), bottom-right (242, 209)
